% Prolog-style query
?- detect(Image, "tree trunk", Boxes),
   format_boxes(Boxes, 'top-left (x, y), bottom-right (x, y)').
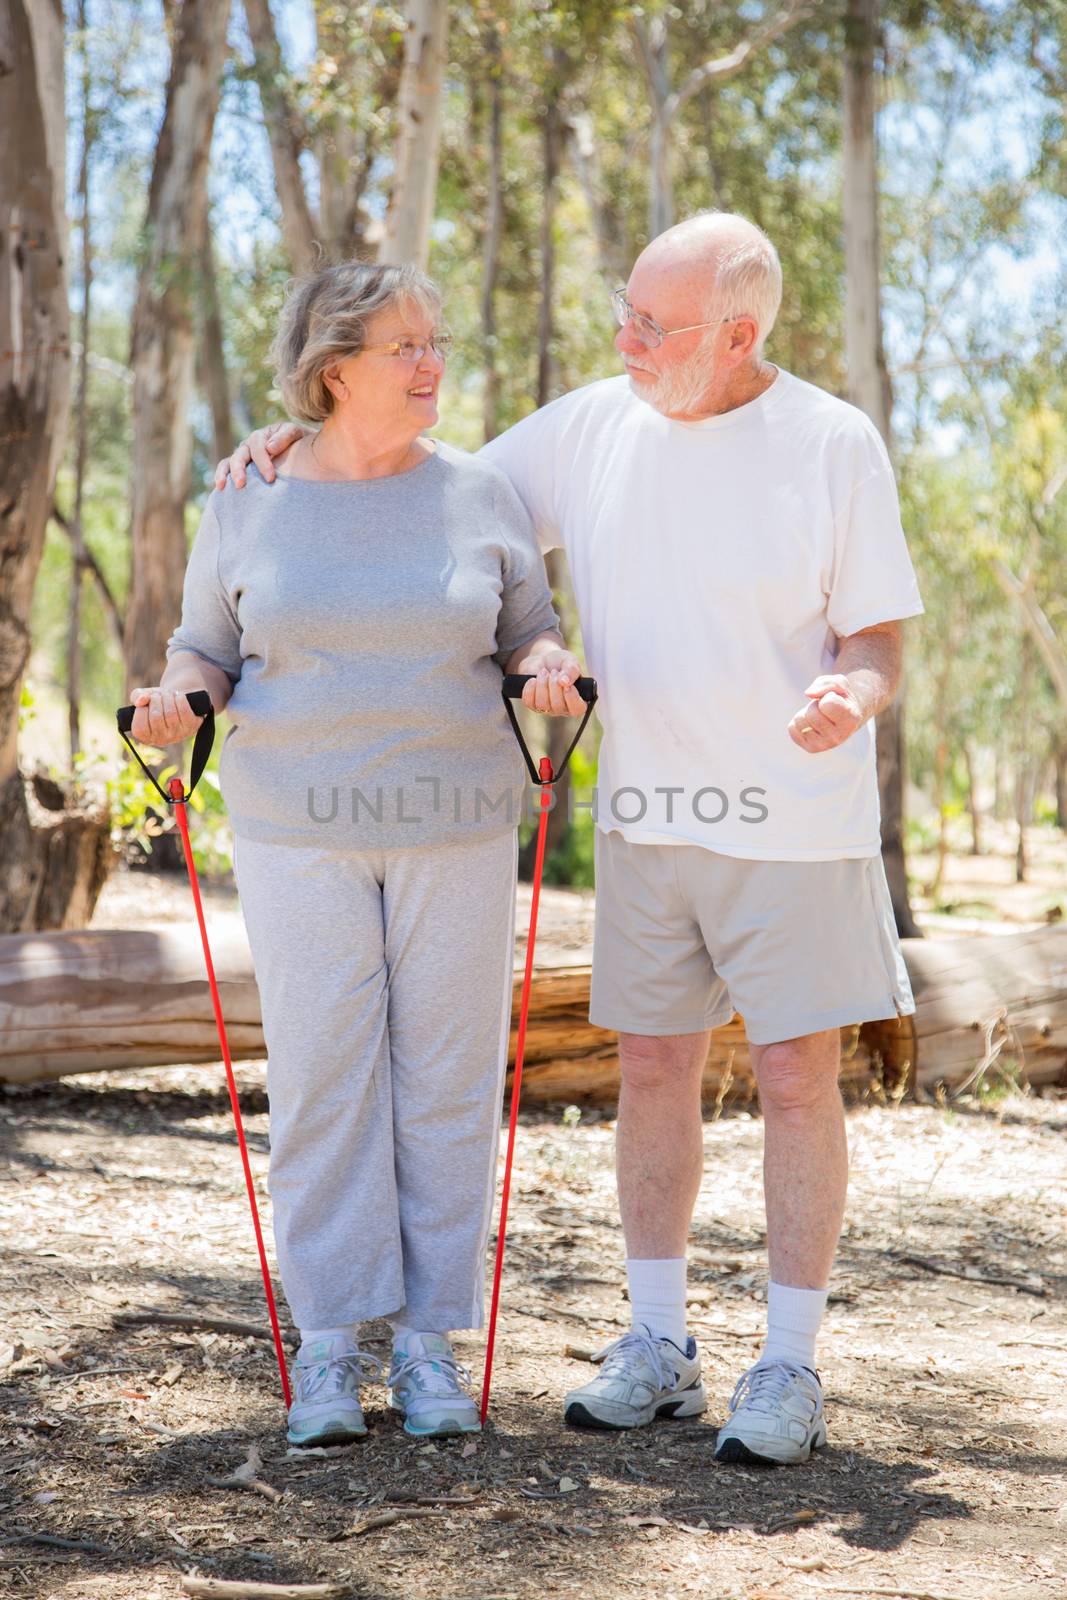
top-left (962, 739), bottom-right (982, 856)
top-left (195, 197), bottom-right (235, 464)
top-left (631, 6), bottom-right (812, 246)
top-left (0, 3), bottom-right (110, 933)
top-left (242, 0), bottom-right (319, 274)
top-left (67, 0), bottom-right (93, 763)
top-left (519, 63), bottom-right (574, 875)
top-left (842, 0), bottom-right (918, 937)
top-left (993, 744), bottom-right (1010, 823)
top-left (124, 0), bottom-right (232, 696)
top-left (929, 716), bottom-right (950, 905)
top-left (537, 84), bottom-right (563, 413)
top-left (315, 0), bottom-right (371, 262)
top-left (565, 110), bottom-right (630, 287)
top-left (1015, 632), bottom-right (1033, 884)
top-left (1054, 735), bottom-right (1067, 832)
top-left (0, 0), bottom-right (70, 788)
top-left (928, 614), bottom-right (962, 901)
top-left (649, 107), bottom-right (673, 240)
top-left (630, 16), bottom-right (673, 241)
top-left (480, 21), bottom-right (503, 445)
top-left (379, 0), bottom-right (448, 268)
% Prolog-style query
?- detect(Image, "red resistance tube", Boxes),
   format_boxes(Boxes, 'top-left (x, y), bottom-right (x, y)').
top-left (480, 755), bottom-right (554, 1424)
top-left (168, 777), bottom-right (292, 1411)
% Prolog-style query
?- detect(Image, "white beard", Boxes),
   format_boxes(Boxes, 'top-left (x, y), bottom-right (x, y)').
top-left (627, 339), bottom-right (719, 418)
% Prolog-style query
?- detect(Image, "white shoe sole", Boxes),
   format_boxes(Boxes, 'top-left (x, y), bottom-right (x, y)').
top-left (286, 1407), bottom-right (368, 1448)
top-left (388, 1392), bottom-right (481, 1438)
top-left (564, 1381), bottom-right (707, 1431)
top-left (714, 1415), bottom-right (827, 1466)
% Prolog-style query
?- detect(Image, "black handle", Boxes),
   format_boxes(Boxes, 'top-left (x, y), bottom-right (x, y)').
top-left (502, 674), bottom-right (597, 705)
top-left (117, 688), bottom-right (213, 736)
top-left (500, 674), bottom-right (598, 787)
top-left (116, 689), bottom-right (216, 804)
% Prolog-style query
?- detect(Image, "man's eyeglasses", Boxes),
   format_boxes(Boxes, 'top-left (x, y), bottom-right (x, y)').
top-left (611, 289), bottom-right (736, 350)
top-left (362, 332), bottom-right (454, 362)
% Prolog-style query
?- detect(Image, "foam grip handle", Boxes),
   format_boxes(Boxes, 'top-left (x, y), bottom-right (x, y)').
top-left (117, 688), bottom-right (213, 735)
top-left (502, 674), bottom-right (597, 704)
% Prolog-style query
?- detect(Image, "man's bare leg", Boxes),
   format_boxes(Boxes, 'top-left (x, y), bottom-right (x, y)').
top-left (714, 1028), bottom-right (843, 1465)
top-left (561, 1026), bottom-right (710, 1427)
top-left (616, 1030), bottom-right (710, 1259)
top-left (751, 1028), bottom-right (847, 1292)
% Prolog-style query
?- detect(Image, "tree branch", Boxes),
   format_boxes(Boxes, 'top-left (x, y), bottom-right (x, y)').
top-left (241, 0), bottom-right (320, 273)
top-left (628, 14), bottom-right (670, 107)
top-left (668, 0), bottom-right (814, 121)
top-left (991, 559), bottom-right (1067, 714)
top-left (49, 504), bottom-right (125, 652)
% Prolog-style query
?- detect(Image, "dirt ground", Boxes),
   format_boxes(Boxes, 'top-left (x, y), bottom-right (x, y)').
top-left (3, 861), bottom-right (1067, 1600)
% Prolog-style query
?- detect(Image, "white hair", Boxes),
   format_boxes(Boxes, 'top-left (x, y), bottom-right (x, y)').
top-left (692, 211), bottom-right (783, 359)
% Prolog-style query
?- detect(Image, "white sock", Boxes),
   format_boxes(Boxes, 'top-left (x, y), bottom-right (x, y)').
top-left (761, 1282), bottom-right (828, 1372)
top-left (298, 1325), bottom-right (358, 1351)
top-left (626, 1257), bottom-right (688, 1349)
top-left (390, 1323), bottom-right (448, 1351)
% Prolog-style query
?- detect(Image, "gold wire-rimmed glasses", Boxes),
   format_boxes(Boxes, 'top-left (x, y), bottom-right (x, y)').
top-left (611, 289), bottom-right (737, 350)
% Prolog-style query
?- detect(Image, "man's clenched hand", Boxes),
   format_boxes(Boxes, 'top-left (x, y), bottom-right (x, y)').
top-left (788, 673), bottom-right (865, 754)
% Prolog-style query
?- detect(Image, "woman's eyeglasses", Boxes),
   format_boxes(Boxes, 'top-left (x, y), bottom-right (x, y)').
top-left (362, 332), bottom-right (454, 362)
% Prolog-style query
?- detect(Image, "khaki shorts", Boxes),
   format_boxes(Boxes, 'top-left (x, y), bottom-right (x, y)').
top-left (589, 828), bottom-right (914, 1046)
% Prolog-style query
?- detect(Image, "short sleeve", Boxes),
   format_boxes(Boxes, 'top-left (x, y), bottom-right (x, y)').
top-left (166, 498), bottom-right (244, 682)
top-left (490, 473), bottom-right (560, 668)
top-left (479, 404), bottom-right (564, 554)
top-left (826, 443), bottom-right (925, 638)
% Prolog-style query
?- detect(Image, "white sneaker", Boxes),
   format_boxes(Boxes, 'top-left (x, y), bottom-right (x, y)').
top-left (387, 1333), bottom-right (481, 1437)
top-left (563, 1326), bottom-right (707, 1430)
top-left (714, 1358), bottom-right (827, 1465)
top-left (286, 1335), bottom-right (381, 1448)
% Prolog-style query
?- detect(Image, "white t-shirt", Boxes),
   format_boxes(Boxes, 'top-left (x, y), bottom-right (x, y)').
top-left (480, 369), bottom-right (924, 861)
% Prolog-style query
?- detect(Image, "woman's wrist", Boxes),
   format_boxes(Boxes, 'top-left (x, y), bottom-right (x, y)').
top-left (507, 632), bottom-right (569, 675)
top-left (160, 653), bottom-right (234, 713)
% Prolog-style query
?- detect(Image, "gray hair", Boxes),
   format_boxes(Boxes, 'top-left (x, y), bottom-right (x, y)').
top-left (272, 260), bottom-right (443, 422)
top-left (695, 212), bottom-right (783, 360)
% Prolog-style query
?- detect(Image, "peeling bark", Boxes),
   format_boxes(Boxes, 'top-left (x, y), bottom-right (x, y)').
top-left (843, 0), bottom-right (918, 937)
top-left (124, 0), bottom-right (231, 695)
top-left (379, 0), bottom-right (448, 267)
top-left (0, 3), bottom-right (110, 932)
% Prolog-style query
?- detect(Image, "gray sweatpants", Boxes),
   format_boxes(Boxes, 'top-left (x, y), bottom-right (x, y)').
top-left (232, 829), bottom-right (518, 1333)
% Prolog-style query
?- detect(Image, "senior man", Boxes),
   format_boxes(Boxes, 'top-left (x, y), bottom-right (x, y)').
top-left (218, 210), bottom-right (923, 1466)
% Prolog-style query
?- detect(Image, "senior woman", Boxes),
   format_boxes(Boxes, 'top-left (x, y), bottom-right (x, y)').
top-left (129, 260), bottom-right (583, 1447)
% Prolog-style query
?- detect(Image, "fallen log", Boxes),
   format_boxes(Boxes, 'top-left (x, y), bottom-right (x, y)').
top-left (1, 923), bottom-right (1065, 1103)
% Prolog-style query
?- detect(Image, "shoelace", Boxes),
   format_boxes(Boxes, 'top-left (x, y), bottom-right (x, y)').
top-left (389, 1350), bottom-right (472, 1398)
top-left (728, 1358), bottom-right (816, 1417)
top-left (293, 1348), bottom-right (382, 1404)
top-left (595, 1329), bottom-right (677, 1392)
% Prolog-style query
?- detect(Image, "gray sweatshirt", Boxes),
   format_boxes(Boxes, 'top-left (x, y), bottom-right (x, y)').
top-left (166, 444), bottom-right (559, 851)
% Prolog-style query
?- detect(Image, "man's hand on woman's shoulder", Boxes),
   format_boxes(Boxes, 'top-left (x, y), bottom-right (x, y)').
top-left (215, 422), bottom-right (307, 490)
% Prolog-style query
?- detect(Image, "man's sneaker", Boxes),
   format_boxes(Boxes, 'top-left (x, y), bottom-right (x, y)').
top-left (713, 1357), bottom-right (827, 1465)
top-left (387, 1333), bottom-right (481, 1437)
top-left (563, 1326), bottom-right (706, 1430)
top-left (286, 1335), bottom-right (381, 1448)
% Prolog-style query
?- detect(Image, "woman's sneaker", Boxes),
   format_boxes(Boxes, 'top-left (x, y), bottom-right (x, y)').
top-left (387, 1333), bottom-right (481, 1437)
top-left (713, 1357), bottom-right (827, 1465)
top-left (286, 1334), bottom-right (381, 1448)
top-left (563, 1326), bottom-right (706, 1430)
